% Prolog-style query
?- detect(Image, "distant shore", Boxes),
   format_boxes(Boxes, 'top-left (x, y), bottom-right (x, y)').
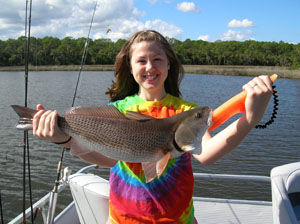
top-left (1, 65), bottom-right (299, 79)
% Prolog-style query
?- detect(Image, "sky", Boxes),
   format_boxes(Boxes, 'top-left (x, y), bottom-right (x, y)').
top-left (1, 0), bottom-right (299, 43)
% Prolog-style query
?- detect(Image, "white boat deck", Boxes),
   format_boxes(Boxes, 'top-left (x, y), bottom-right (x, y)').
top-left (192, 172), bottom-right (273, 223)
top-left (52, 197), bottom-right (273, 224)
top-left (193, 197), bottom-right (272, 224)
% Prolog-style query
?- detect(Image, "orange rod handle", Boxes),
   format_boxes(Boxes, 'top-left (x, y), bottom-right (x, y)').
top-left (208, 74), bottom-right (278, 131)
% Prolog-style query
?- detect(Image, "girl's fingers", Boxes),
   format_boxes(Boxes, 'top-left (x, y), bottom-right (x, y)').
top-left (33, 109), bottom-right (45, 134)
top-left (42, 111), bottom-right (53, 136)
top-left (36, 104), bottom-right (45, 111)
top-left (243, 76), bottom-right (272, 94)
top-left (34, 110), bottom-right (53, 137)
top-left (50, 111), bottom-right (58, 136)
top-left (33, 105), bottom-right (67, 142)
top-left (258, 75), bottom-right (273, 92)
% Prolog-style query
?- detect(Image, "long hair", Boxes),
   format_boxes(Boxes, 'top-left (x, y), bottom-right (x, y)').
top-left (106, 30), bottom-right (184, 102)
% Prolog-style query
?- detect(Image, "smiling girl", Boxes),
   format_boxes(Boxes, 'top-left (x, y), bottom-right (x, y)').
top-left (32, 30), bottom-right (273, 223)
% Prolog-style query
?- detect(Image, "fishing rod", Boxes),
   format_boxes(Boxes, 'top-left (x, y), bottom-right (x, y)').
top-left (22, 0), bottom-right (34, 223)
top-left (46, 1), bottom-right (98, 223)
top-left (72, 0), bottom-right (98, 107)
top-left (46, 149), bottom-right (65, 224)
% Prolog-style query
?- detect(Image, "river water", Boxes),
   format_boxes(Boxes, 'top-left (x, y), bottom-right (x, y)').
top-left (0, 71), bottom-right (299, 223)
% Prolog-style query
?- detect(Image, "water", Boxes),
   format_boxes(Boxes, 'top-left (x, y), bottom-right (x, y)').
top-left (0, 71), bottom-right (299, 223)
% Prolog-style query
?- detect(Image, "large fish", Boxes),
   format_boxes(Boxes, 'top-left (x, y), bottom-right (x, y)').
top-left (12, 105), bottom-right (211, 182)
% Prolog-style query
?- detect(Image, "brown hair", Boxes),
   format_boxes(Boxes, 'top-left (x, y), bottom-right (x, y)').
top-left (106, 30), bottom-right (184, 102)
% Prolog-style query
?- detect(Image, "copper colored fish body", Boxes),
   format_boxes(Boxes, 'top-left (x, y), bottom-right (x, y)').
top-left (12, 105), bottom-right (211, 182)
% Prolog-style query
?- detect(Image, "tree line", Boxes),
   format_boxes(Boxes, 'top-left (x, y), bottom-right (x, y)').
top-left (1, 36), bottom-right (300, 68)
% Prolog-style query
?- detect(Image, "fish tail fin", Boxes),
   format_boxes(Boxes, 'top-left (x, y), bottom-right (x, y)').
top-left (11, 105), bottom-right (37, 130)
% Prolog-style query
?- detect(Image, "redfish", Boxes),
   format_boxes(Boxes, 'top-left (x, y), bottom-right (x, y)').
top-left (12, 105), bottom-right (211, 182)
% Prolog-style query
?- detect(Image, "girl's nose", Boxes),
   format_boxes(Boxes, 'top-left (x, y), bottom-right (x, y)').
top-left (145, 60), bottom-right (154, 72)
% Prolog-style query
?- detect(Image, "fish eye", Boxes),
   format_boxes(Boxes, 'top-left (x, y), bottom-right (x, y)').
top-left (195, 113), bottom-right (202, 118)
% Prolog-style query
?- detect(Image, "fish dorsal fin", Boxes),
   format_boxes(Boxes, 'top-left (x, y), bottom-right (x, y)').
top-left (142, 152), bottom-right (170, 183)
top-left (125, 111), bottom-right (154, 121)
top-left (65, 105), bottom-right (127, 119)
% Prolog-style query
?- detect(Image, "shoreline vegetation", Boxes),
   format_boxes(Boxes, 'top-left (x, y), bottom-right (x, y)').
top-left (1, 65), bottom-right (299, 79)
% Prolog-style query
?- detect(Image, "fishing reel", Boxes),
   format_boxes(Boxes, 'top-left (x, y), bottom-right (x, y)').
top-left (255, 85), bottom-right (279, 129)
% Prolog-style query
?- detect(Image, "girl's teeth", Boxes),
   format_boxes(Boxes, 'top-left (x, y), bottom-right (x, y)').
top-left (146, 75), bottom-right (156, 80)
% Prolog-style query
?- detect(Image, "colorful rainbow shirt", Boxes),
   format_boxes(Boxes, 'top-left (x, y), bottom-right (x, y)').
top-left (109, 94), bottom-right (198, 223)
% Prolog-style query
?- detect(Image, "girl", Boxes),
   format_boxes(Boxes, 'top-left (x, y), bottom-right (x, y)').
top-left (33, 30), bottom-right (273, 223)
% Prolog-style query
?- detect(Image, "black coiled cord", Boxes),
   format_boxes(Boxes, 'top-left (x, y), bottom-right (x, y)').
top-left (255, 85), bottom-right (278, 129)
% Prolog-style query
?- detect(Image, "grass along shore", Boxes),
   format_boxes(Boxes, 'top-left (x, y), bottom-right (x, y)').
top-left (1, 64), bottom-right (299, 79)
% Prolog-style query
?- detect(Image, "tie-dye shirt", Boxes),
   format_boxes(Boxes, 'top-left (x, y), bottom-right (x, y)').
top-left (109, 93), bottom-right (198, 223)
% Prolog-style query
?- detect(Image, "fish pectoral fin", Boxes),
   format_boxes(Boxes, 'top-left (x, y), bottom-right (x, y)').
top-left (142, 162), bottom-right (157, 183)
top-left (156, 152), bottom-right (170, 178)
top-left (142, 152), bottom-right (171, 183)
top-left (125, 111), bottom-right (154, 121)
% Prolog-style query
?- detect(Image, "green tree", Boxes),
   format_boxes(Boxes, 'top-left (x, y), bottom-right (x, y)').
top-left (1, 36), bottom-right (298, 67)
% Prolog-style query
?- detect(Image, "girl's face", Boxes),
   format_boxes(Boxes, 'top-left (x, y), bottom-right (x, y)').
top-left (130, 41), bottom-right (170, 101)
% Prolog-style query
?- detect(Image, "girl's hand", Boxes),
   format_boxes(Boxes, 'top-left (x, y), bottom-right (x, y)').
top-left (242, 75), bottom-right (273, 127)
top-left (33, 104), bottom-right (70, 143)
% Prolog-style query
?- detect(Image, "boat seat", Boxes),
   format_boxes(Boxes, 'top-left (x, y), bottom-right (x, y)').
top-left (271, 162), bottom-right (300, 224)
top-left (68, 173), bottom-right (110, 224)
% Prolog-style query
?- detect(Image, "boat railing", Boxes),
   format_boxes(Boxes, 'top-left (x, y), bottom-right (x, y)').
top-left (8, 185), bottom-right (65, 224)
top-left (8, 165), bottom-right (98, 224)
top-left (192, 172), bottom-right (272, 206)
top-left (193, 172), bottom-right (270, 182)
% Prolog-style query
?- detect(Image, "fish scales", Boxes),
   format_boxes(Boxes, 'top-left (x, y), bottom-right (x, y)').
top-left (61, 114), bottom-right (175, 162)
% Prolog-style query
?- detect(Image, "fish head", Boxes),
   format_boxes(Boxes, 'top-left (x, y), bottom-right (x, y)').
top-left (174, 106), bottom-right (212, 155)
